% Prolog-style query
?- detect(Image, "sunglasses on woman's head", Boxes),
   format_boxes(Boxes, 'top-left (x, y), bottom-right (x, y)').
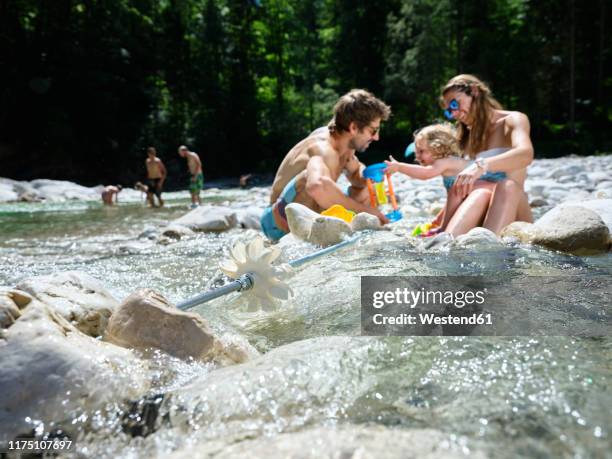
top-left (443, 99), bottom-right (459, 120)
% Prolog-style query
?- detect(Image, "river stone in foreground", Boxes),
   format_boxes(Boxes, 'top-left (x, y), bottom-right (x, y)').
top-left (16, 271), bottom-right (118, 337)
top-left (105, 288), bottom-right (258, 364)
top-left (170, 425), bottom-right (486, 459)
top-left (502, 205), bottom-right (610, 254)
top-left (0, 290), bottom-right (148, 442)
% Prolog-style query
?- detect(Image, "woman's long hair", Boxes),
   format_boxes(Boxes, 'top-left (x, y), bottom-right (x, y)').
top-left (441, 75), bottom-right (502, 158)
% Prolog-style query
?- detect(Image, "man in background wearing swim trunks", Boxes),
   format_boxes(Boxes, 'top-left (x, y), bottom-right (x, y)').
top-left (145, 146), bottom-right (167, 207)
top-left (178, 145), bottom-right (203, 207)
top-left (261, 89), bottom-right (391, 241)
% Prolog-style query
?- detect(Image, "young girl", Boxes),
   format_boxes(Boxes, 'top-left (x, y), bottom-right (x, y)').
top-left (384, 123), bottom-right (503, 235)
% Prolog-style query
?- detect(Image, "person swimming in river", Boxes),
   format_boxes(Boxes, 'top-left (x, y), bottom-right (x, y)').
top-left (101, 185), bottom-right (122, 206)
top-left (384, 123), bottom-right (509, 235)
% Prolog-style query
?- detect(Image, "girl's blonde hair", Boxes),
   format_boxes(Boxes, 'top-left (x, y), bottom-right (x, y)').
top-left (414, 123), bottom-right (461, 160)
top-left (441, 74), bottom-right (502, 158)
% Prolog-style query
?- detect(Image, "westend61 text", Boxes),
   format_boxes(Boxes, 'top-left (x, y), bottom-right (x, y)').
top-left (371, 287), bottom-right (486, 309)
top-left (372, 313), bottom-right (493, 326)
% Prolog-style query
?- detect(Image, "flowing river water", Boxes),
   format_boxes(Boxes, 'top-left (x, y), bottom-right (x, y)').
top-left (0, 189), bottom-right (610, 458)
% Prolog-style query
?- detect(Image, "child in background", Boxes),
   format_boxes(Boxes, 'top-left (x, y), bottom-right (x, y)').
top-left (384, 123), bottom-right (500, 235)
top-left (101, 185), bottom-right (122, 206)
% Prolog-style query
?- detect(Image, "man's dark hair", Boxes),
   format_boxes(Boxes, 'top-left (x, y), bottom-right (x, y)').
top-left (329, 89), bottom-right (391, 133)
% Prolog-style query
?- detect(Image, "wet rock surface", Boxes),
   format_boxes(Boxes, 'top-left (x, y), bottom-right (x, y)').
top-left (16, 271), bottom-right (118, 337)
top-left (106, 288), bottom-right (258, 364)
top-left (0, 289), bottom-right (149, 442)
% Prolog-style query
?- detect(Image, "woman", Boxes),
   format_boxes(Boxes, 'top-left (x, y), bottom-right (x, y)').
top-left (439, 74), bottom-right (534, 236)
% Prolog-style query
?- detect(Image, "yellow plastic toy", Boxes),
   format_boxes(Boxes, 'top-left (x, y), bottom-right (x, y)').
top-left (321, 204), bottom-right (356, 223)
top-left (411, 221), bottom-right (441, 237)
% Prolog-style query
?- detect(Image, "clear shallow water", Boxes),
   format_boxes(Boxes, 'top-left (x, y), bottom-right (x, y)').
top-left (0, 193), bottom-right (610, 458)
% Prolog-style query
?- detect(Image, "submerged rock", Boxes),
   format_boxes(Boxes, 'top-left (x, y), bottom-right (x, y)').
top-left (170, 205), bottom-right (238, 232)
top-left (0, 292), bottom-right (148, 442)
top-left (501, 205), bottom-right (610, 254)
top-left (16, 271), bottom-right (118, 337)
top-left (105, 288), bottom-right (258, 364)
top-left (172, 425), bottom-right (487, 459)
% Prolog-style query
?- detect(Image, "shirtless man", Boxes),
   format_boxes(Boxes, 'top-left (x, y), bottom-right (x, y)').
top-left (178, 145), bottom-right (203, 206)
top-left (101, 185), bottom-right (122, 205)
top-left (145, 147), bottom-right (167, 207)
top-left (261, 89), bottom-right (391, 241)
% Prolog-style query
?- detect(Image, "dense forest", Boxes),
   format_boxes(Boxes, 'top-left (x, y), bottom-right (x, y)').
top-left (0, 0), bottom-right (610, 187)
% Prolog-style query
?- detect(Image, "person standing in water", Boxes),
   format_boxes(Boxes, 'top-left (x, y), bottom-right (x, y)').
top-left (178, 145), bottom-right (203, 206)
top-left (145, 147), bottom-right (167, 207)
top-left (101, 185), bottom-right (122, 205)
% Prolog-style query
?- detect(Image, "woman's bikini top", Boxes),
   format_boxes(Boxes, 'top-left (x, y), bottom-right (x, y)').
top-left (442, 147), bottom-right (510, 190)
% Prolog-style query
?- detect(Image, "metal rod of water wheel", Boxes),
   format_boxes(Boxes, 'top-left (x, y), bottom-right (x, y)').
top-left (176, 234), bottom-right (362, 311)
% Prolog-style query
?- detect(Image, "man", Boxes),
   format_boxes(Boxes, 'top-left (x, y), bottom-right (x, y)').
top-left (261, 89), bottom-right (391, 241)
top-left (145, 147), bottom-right (167, 207)
top-left (178, 145), bottom-right (203, 206)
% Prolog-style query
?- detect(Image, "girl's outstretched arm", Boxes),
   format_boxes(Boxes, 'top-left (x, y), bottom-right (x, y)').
top-left (384, 156), bottom-right (444, 180)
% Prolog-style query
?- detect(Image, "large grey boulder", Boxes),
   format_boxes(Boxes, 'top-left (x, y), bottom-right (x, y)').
top-left (170, 205), bottom-right (238, 232)
top-left (105, 289), bottom-right (258, 365)
top-left (16, 271), bottom-right (118, 337)
top-left (502, 205), bottom-right (610, 254)
top-left (0, 290), bottom-right (148, 442)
